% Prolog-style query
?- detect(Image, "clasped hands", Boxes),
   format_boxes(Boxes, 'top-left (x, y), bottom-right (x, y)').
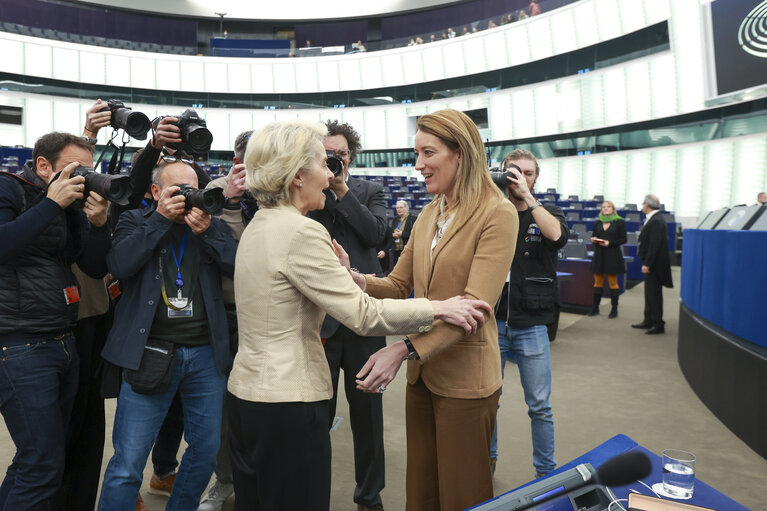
top-left (331, 239), bottom-right (493, 394)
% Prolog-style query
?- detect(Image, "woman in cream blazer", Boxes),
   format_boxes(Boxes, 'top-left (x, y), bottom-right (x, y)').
top-left (348, 109), bottom-right (519, 511)
top-left (228, 119), bottom-right (492, 511)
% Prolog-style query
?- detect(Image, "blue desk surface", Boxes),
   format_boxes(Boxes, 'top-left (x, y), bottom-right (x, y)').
top-left (681, 229), bottom-right (767, 348)
top-left (487, 434), bottom-right (747, 511)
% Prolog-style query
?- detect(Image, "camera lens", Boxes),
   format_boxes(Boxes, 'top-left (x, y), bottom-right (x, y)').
top-left (108, 103), bottom-right (151, 140)
top-left (73, 166), bottom-right (133, 206)
top-left (120, 111), bottom-right (152, 140)
top-left (326, 151), bottom-right (344, 176)
top-left (185, 125), bottom-right (214, 153)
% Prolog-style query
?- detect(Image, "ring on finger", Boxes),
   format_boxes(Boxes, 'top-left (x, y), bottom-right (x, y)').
top-left (378, 385), bottom-right (386, 393)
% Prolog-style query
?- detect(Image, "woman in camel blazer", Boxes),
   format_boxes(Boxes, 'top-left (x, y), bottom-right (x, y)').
top-left (228, 119), bottom-right (491, 511)
top-left (348, 109), bottom-right (519, 511)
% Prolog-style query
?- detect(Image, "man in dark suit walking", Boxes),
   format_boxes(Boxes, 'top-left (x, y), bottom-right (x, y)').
top-left (309, 120), bottom-right (389, 511)
top-left (632, 194), bottom-right (673, 335)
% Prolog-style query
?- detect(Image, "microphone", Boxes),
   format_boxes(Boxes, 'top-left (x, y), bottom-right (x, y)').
top-left (595, 450), bottom-right (652, 487)
top-left (514, 451), bottom-right (652, 511)
top-left (470, 451), bottom-right (652, 511)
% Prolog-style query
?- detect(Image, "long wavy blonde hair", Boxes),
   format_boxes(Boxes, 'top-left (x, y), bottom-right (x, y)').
top-left (416, 109), bottom-right (503, 225)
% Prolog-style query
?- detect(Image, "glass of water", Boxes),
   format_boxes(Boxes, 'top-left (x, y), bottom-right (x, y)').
top-left (662, 449), bottom-right (696, 499)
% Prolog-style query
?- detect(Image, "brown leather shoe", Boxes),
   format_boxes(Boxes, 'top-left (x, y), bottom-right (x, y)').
top-left (358, 504), bottom-right (384, 511)
top-left (147, 472), bottom-right (176, 497)
top-left (136, 493), bottom-right (149, 511)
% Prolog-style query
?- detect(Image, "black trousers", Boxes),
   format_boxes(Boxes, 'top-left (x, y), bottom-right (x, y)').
top-left (228, 394), bottom-right (329, 511)
top-left (60, 314), bottom-right (108, 511)
top-left (324, 325), bottom-right (386, 507)
top-left (643, 271), bottom-right (665, 327)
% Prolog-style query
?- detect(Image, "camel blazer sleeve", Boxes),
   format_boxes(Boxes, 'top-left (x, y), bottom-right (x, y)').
top-left (229, 204), bottom-right (434, 403)
top-left (364, 194), bottom-right (518, 399)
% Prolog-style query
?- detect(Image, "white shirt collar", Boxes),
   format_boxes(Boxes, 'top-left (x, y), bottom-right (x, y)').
top-left (645, 209), bottom-right (660, 223)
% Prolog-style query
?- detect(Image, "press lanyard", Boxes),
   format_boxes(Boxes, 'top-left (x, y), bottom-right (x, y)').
top-left (170, 233), bottom-right (187, 289)
top-left (160, 233), bottom-right (189, 311)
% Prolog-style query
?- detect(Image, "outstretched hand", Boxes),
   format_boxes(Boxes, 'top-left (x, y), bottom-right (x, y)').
top-left (332, 239), bottom-right (350, 271)
top-left (432, 295), bottom-right (491, 334)
top-left (355, 341), bottom-right (409, 394)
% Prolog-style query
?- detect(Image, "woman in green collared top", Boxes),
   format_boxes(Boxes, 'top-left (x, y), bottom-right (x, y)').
top-left (588, 200), bottom-right (627, 318)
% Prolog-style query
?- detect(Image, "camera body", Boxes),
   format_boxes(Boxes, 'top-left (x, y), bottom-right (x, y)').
top-left (100, 99), bottom-right (151, 140)
top-left (172, 183), bottom-right (225, 215)
top-left (326, 150), bottom-right (344, 177)
top-left (70, 165), bottom-right (132, 207)
top-left (153, 109), bottom-right (214, 155)
top-left (489, 163), bottom-right (521, 190)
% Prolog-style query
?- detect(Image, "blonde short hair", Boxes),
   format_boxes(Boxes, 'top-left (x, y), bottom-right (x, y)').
top-left (602, 200), bottom-right (616, 214)
top-left (244, 120), bottom-right (327, 208)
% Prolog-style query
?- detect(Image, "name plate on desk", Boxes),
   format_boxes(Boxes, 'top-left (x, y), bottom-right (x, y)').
top-left (628, 493), bottom-right (717, 511)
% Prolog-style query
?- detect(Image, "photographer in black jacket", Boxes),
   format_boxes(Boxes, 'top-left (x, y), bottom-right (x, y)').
top-left (490, 148), bottom-right (568, 478)
top-left (0, 132), bottom-right (110, 510)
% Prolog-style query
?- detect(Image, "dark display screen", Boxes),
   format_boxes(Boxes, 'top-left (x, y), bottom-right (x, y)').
top-left (710, 0), bottom-right (767, 96)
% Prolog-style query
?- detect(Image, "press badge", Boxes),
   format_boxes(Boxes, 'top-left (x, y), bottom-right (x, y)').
top-left (168, 297), bottom-right (193, 318)
top-left (108, 281), bottom-right (121, 300)
top-left (63, 286), bottom-right (81, 304)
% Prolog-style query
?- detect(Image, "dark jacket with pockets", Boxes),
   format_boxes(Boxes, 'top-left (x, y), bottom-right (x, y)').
top-left (0, 165), bottom-right (110, 337)
top-left (100, 206), bottom-right (237, 374)
top-left (497, 204), bottom-right (569, 329)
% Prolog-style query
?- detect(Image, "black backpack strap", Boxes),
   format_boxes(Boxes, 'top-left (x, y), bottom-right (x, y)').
top-left (0, 170), bottom-right (33, 212)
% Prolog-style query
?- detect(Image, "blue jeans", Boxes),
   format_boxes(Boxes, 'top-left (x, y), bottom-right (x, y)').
top-left (98, 345), bottom-right (226, 511)
top-left (490, 321), bottom-right (556, 476)
top-left (0, 334), bottom-right (79, 511)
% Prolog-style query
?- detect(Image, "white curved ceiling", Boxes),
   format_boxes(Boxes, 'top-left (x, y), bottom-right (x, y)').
top-left (68, 0), bottom-right (464, 21)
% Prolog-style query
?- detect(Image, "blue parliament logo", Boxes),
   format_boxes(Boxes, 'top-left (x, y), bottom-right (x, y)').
top-left (738, 0), bottom-right (767, 58)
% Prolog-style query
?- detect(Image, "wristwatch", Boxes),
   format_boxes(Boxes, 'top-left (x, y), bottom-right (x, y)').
top-left (529, 199), bottom-right (542, 211)
top-left (402, 337), bottom-right (419, 360)
top-left (82, 135), bottom-right (97, 145)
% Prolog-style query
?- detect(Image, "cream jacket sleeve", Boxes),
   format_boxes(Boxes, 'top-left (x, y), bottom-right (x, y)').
top-left (287, 219), bottom-right (434, 337)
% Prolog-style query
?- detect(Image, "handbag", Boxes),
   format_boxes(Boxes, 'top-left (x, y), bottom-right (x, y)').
top-left (123, 340), bottom-right (176, 395)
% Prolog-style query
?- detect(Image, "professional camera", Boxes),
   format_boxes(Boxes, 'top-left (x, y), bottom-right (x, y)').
top-left (326, 150), bottom-right (344, 177)
top-left (70, 165), bottom-right (132, 207)
top-left (152, 109), bottom-right (213, 155)
top-left (99, 99), bottom-right (151, 140)
top-left (489, 162), bottom-right (521, 190)
top-left (172, 183), bottom-right (225, 215)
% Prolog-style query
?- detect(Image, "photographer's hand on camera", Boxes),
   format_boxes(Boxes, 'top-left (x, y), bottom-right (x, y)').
top-left (225, 163), bottom-right (247, 204)
top-left (84, 99), bottom-right (111, 137)
top-left (84, 191), bottom-right (109, 227)
top-left (151, 116), bottom-right (182, 150)
top-left (185, 207), bottom-right (211, 235)
top-left (46, 162), bottom-right (85, 209)
top-left (506, 165), bottom-right (534, 205)
top-left (156, 185), bottom-right (186, 222)
top-left (328, 173), bottom-right (349, 200)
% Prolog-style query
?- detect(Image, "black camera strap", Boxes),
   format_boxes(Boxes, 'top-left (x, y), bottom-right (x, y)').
top-left (94, 129), bottom-right (129, 175)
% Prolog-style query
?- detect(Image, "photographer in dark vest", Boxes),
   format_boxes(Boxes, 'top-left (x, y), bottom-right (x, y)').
top-left (0, 132), bottom-right (111, 510)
